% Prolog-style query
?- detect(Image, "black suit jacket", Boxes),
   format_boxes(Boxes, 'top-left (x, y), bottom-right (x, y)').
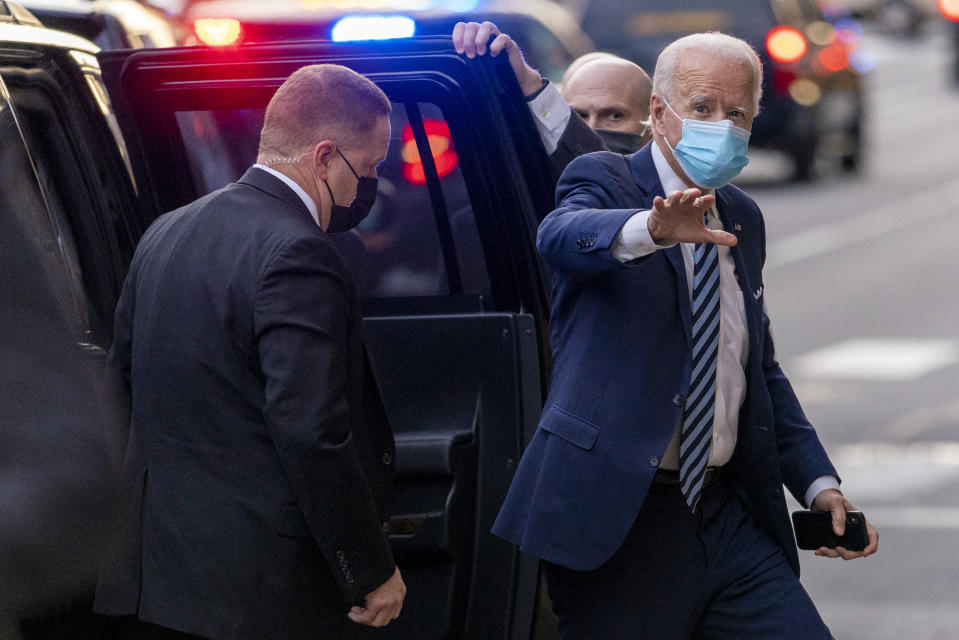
top-left (548, 109), bottom-right (606, 181)
top-left (94, 168), bottom-right (396, 639)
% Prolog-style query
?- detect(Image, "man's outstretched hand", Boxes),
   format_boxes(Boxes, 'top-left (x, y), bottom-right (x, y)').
top-left (452, 21), bottom-right (544, 96)
top-left (647, 188), bottom-right (736, 247)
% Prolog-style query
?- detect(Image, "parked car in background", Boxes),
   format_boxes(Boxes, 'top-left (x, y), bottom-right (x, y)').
top-left (18, 0), bottom-right (183, 49)
top-left (1, 0), bottom-right (574, 636)
top-left (563, 0), bottom-right (867, 180)
top-left (838, 0), bottom-right (941, 37)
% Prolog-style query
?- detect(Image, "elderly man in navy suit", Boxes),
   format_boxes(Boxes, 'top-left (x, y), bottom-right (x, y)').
top-left (95, 64), bottom-right (405, 639)
top-left (493, 32), bottom-right (878, 639)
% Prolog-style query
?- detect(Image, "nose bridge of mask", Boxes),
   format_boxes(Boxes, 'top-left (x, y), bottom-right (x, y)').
top-left (662, 97), bottom-right (747, 140)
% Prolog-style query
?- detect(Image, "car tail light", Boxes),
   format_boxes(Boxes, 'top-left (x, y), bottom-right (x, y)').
top-left (766, 26), bottom-right (807, 64)
top-left (816, 42), bottom-right (849, 73)
top-left (401, 120), bottom-right (458, 185)
top-left (193, 18), bottom-right (242, 46)
top-left (940, 0), bottom-right (959, 21)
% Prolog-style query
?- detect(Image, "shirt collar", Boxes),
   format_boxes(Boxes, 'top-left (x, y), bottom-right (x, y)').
top-left (252, 164), bottom-right (319, 227)
top-left (650, 141), bottom-right (717, 223)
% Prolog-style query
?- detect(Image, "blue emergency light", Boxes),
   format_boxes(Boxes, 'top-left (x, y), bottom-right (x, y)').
top-left (331, 15), bottom-right (416, 42)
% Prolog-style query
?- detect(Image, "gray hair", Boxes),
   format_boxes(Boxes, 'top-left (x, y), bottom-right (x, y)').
top-left (652, 32), bottom-right (763, 116)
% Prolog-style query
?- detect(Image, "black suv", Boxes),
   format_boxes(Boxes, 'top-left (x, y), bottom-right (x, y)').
top-left (1, 2), bottom-right (564, 637)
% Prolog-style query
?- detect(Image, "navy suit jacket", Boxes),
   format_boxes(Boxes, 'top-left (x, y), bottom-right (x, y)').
top-left (492, 145), bottom-right (837, 575)
top-left (95, 168), bottom-right (395, 639)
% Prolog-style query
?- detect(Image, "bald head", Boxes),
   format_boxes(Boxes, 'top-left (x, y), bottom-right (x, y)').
top-left (562, 56), bottom-right (652, 141)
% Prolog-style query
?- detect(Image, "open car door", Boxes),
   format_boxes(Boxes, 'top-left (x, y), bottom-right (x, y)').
top-left (98, 37), bottom-right (557, 639)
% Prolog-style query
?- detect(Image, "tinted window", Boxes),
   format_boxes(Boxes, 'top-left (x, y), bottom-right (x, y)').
top-left (2, 63), bottom-right (137, 347)
top-left (0, 78), bottom-right (87, 337)
top-left (175, 101), bottom-right (490, 304)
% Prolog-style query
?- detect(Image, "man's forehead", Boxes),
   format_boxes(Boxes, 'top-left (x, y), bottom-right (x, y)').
top-left (674, 60), bottom-right (753, 102)
top-left (565, 68), bottom-right (646, 107)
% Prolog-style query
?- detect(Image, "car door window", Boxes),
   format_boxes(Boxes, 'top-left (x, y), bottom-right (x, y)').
top-left (1, 52), bottom-right (140, 349)
top-left (0, 79), bottom-right (86, 335)
top-left (174, 100), bottom-right (490, 307)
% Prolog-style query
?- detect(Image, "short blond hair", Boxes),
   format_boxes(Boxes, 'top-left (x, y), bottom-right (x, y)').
top-left (258, 64), bottom-right (391, 157)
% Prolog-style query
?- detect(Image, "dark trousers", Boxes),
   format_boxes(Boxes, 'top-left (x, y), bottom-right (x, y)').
top-left (543, 478), bottom-right (833, 640)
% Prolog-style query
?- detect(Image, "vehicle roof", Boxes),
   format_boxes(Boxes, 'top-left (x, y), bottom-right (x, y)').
top-left (181, 0), bottom-right (581, 28)
top-left (0, 7), bottom-right (99, 50)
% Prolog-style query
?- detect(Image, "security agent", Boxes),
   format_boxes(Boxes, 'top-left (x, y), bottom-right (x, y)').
top-left (95, 64), bottom-right (405, 639)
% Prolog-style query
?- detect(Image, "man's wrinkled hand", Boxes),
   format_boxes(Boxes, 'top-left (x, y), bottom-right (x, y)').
top-left (646, 188), bottom-right (735, 247)
top-left (810, 488), bottom-right (879, 561)
top-left (452, 21), bottom-right (543, 96)
top-left (348, 567), bottom-right (406, 627)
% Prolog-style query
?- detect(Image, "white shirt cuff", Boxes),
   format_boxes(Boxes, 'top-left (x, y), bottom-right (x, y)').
top-left (804, 475), bottom-right (841, 509)
top-left (611, 211), bottom-right (676, 262)
top-left (527, 82), bottom-right (572, 155)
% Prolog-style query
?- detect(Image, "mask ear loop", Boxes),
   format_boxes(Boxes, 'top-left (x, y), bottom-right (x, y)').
top-left (324, 147), bottom-right (363, 206)
top-left (336, 148), bottom-right (362, 180)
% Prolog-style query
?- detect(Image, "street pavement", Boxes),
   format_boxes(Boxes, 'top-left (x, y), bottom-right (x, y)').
top-left (739, 18), bottom-right (959, 640)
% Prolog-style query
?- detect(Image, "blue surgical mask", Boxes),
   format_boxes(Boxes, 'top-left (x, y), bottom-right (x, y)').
top-left (661, 98), bottom-right (750, 189)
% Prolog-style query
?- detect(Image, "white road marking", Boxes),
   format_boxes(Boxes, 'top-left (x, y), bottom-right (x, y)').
top-left (880, 396), bottom-right (959, 439)
top-left (793, 338), bottom-right (959, 381)
top-left (787, 441), bottom-right (959, 529)
top-left (765, 176), bottom-right (959, 269)
top-left (827, 441), bottom-right (959, 508)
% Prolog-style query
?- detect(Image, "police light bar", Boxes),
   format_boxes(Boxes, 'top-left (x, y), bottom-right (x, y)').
top-left (331, 15), bottom-right (415, 42)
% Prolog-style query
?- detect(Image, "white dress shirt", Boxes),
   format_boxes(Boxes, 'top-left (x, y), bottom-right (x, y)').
top-left (527, 82), bottom-right (573, 155)
top-left (253, 164), bottom-right (320, 227)
top-left (610, 143), bottom-right (839, 507)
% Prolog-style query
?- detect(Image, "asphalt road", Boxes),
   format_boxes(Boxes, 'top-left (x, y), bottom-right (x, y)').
top-left (738, 19), bottom-right (959, 640)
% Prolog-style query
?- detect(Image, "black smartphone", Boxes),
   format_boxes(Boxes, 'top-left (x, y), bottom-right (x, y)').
top-left (791, 510), bottom-right (869, 551)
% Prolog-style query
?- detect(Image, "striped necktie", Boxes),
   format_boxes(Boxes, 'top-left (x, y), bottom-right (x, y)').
top-left (679, 211), bottom-right (721, 512)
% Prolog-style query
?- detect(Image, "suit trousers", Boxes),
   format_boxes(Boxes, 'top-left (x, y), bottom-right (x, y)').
top-left (542, 477), bottom-right (834, 640)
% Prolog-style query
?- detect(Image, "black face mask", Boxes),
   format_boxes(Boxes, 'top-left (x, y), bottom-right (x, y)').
top-left (323, 148), bottom-right (378, 233)
top-left (594, 128), bottom-right (646, 155)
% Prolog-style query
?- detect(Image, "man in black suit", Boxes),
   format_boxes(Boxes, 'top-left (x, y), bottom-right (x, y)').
top-left (94, 64), bottom-right (405, 639)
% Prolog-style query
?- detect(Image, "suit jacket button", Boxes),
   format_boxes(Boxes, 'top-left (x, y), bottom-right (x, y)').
top-left (672, 394), bottom-right (684, 407)
top-left (382, 452), bottom-right (393, 466)
top-left (345, 573), bottom-right (354, 584)
top-left (649, 456), bottom-right (659, 467)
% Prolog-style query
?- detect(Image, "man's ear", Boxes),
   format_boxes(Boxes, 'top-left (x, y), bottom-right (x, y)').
top-left (311, 140), bottom-right (337, 180)
top-left (649, 95), bottom-right (667, 137)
